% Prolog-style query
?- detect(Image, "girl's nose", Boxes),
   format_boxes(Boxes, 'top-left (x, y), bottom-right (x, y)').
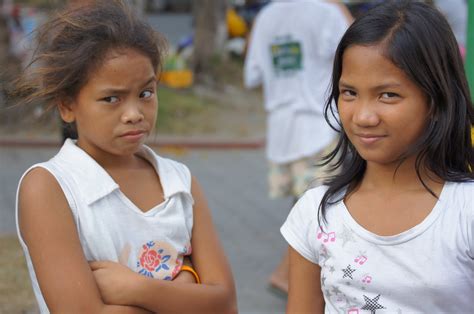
top-left (352, 101), bottom-right (380, 127)
top-left (121, 103), bottom-right (144, 124)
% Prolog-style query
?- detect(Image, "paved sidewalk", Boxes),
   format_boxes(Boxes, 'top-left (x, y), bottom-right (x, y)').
top-left (0, 145), bottom-right (291, 313)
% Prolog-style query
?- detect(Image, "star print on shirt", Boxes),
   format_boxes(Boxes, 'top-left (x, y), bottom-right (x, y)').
top-left (319, 244), bottom-right (332, 265)
top-left (325, 289), bottom-right (332, 299)
top-left (361, 294), bottom-right (385, 314)
top-left (342, 265), bottom-right (356, 280)
top-left (331, 286), bottom-right (342, 295)
top-left (339, 225), bottom-right (356, 247)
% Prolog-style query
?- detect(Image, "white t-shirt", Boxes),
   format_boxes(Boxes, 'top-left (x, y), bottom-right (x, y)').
top-left (281, 182), bottom-right (474, 313)
top-left (244, 0), bottom-right (347, 163)
top-left (16, 139), bottom-right (194, 313)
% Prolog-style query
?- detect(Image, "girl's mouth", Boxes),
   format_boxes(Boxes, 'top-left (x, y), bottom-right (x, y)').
top-left (120, 129), bottom-right (147, 141)
top-left (355, 134), bottom-right (386, 145)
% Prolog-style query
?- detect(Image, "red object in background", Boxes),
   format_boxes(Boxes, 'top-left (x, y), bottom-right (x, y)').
top-left (11, 4), bottom-right (22, 30)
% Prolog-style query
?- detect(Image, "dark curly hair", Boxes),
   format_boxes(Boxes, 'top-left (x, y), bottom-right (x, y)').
top-left (13, 0), bottom-right (167, 109)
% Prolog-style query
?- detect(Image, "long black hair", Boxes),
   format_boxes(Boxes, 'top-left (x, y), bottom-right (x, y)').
top-left (319, 0), bottom-right (474, 221)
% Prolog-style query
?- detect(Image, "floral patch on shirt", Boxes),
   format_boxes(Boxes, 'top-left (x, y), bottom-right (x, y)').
top-left (136, 241), bottom-right (181, 280)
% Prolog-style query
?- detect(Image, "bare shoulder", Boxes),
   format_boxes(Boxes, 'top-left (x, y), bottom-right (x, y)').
top-left (18, 166), bottom-right (73, 241)
top-left (20, 166), bottom-right (62, 196)
top-left (18, 167), bottom-right (68, 223)
top-left (190, 175), bottom-right (206, 203)
top-left (189, 175), bottom-right (212, 220)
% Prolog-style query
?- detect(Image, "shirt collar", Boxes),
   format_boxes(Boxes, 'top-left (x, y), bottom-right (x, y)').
top-left (138, 145), bottom-right (191, 200)
top-left (53, 139), bottom-right (119, 205)
top-left (54, 139), bottom-right (189, 205)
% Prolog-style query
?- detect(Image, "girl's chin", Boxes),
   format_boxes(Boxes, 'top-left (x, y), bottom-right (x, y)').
top-left (356, 150), bottom-right (399, 165)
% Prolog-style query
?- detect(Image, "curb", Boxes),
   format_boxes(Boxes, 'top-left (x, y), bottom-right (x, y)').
top-left (0, 136), bottom-right (266, 150)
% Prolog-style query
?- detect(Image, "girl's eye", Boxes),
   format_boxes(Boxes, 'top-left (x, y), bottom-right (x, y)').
top-left (140, 90), bottom-right (154, 99)
top-left (380, 92), bottom-right (399, 99)
top-left (341, 89), bottom-right (356, 98)
top-left (102, 96), bottom-right (119, 103)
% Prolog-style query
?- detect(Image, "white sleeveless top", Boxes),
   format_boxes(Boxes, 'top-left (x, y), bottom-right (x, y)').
top-left (16, 139), bottom-right (194, 313)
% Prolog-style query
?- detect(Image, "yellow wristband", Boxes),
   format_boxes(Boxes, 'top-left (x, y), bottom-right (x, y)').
top-left (180, 265), bottom-right (201, 284)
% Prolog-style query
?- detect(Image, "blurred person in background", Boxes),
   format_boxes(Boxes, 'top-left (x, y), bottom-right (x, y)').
top-left (244, 0), bottom-right (350, 294)
top-left (434, 0), bottom-right (467, 60)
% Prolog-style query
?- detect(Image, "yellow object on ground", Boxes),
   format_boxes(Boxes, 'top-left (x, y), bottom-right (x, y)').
top-left (161, 53), bottom-right (193, 89)
top-left (227, 8), bottom-right (248, 38)
top-left (160, 70), bottom-right (193, 89)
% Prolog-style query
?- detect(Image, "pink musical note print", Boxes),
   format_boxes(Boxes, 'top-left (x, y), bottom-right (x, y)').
top-left (317, 228), bottom-right (336, 243)
top-left (326, 232), bottom-right (336, 243)
top-left (354, 255), bottom-right (367, 265)
top-left (362, 275), bottom-right (372, 284)
top-left (348, 308), bottom-right (359, 314)
top-left (317, 228), bottom-right (324, 240)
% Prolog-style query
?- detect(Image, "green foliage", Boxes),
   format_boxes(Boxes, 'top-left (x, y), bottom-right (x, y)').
top-left (156, 86), bottom-right (219, 135)
top-left (14, 0), bottom-right (67, 9)
top-left (163, 54), bottom-right (188, 71)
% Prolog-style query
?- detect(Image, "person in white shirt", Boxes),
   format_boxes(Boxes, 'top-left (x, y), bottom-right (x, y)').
top-left (281, 1), bottom-right (474, 312)
top-left (434, 0), bottom-right (467, 47)
top-left (14, 1), bottom-right (236, 313)
top-left (434, 0), bottom-right (467, 59)
top-left (244, 0), bottom-right (349, 293)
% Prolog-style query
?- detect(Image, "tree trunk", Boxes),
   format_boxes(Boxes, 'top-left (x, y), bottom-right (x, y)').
top-left (192, 0), bottom-right (228, 85)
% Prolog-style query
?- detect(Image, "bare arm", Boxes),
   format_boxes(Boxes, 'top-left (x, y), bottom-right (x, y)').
top-left (287, 247), bottom-right (325, 313)
top-left (172, 256), bottom-right (197, 283)
top-left (91, 176), bottom-right (237, 313)
top-left (18, 168), bottom-right (150, 314)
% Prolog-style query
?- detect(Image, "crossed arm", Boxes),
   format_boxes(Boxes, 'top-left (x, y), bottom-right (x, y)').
top-left (19, 169), bottom-right (237, 313)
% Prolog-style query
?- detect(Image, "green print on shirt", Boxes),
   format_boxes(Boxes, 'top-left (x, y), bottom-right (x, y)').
top-left (271, 41), bottom-right (302, 74)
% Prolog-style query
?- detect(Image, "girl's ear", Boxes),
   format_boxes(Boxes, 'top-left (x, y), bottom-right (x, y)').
top-left (58, 99), bottom-right (75, 123)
